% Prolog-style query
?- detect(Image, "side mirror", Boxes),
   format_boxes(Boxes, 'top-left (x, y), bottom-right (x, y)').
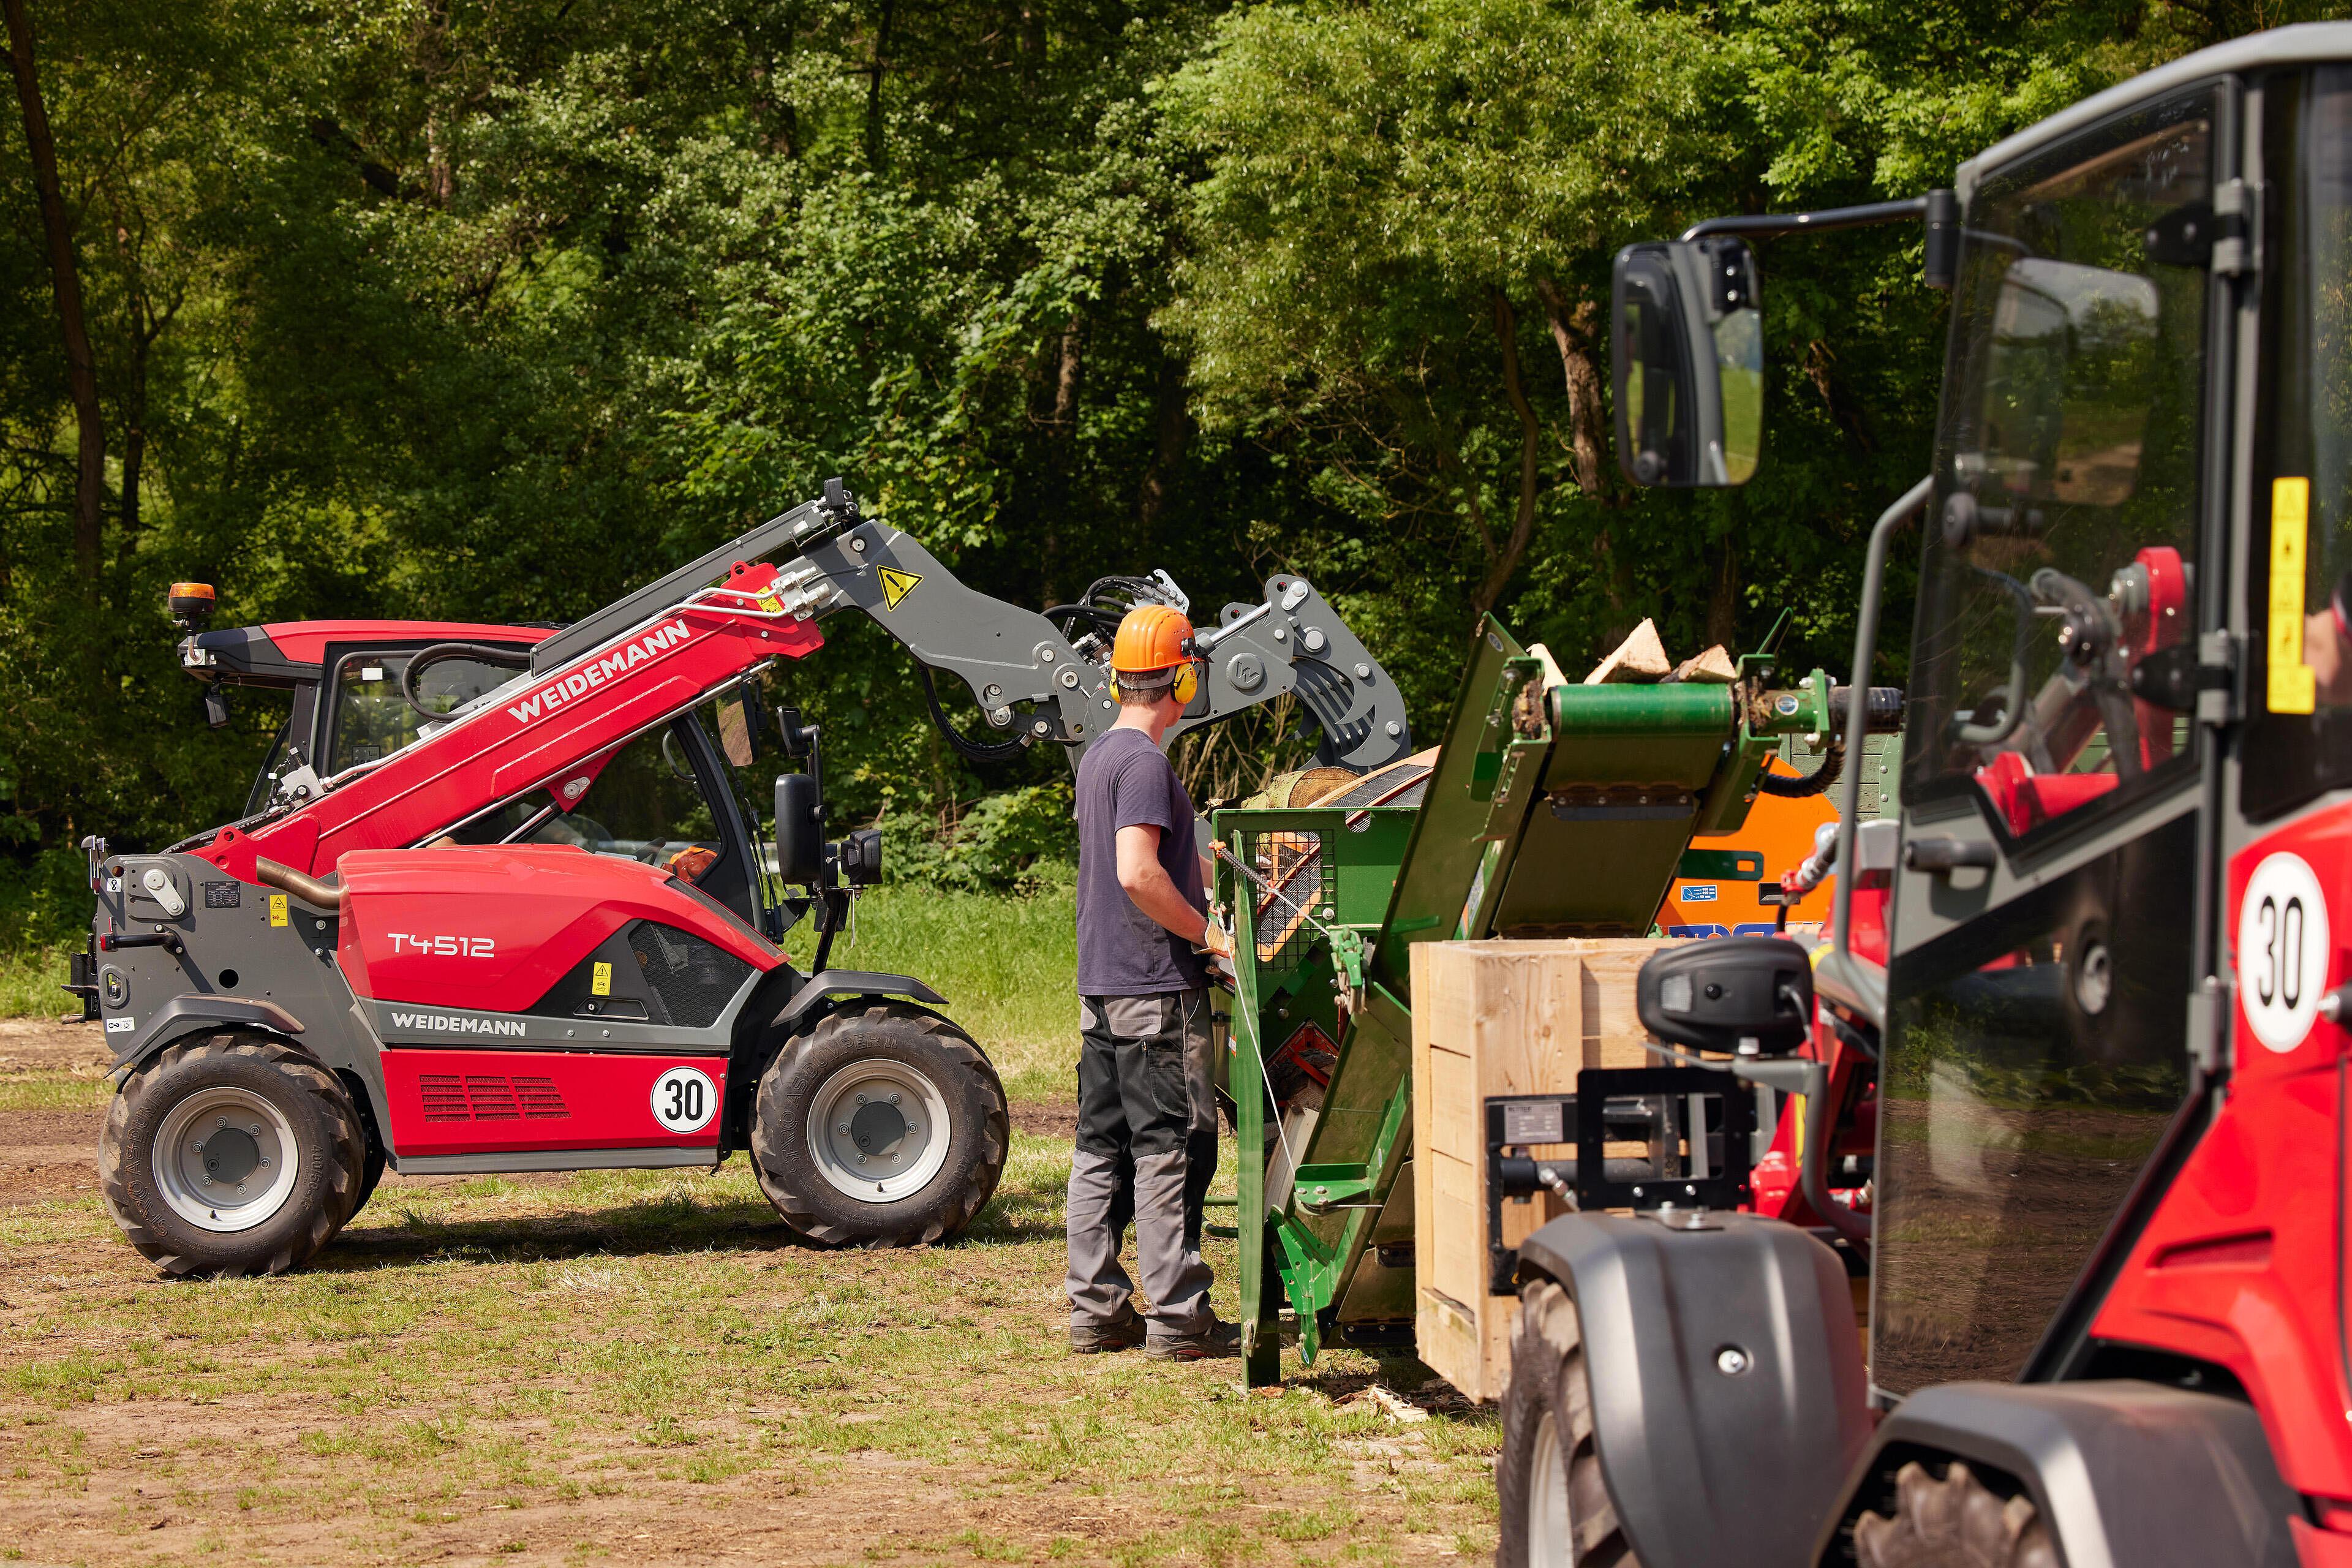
top-left (1637, 936), bottom-right (1814, 1056)
top-left (1611, 237), bottom-right (1763, 488)
top-left (838, 827), bottom-right (883, 887)
top-left (775, 773), bottom-right (823, 884)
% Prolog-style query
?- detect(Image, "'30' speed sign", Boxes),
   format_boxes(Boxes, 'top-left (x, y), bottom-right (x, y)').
top-left (2238, 851), bottom-right (2331, 1054)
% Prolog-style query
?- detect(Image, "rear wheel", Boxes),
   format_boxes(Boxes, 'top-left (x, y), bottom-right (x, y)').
top-left (1496, 1279), bottom-right (1639, 1568)
top-left (1852, 1460), bottom-right (2058, 1568)
top-left (99, 1033), bottom-right (365, 1277)
top-left (750, 1003), bottom-right (1008, 1248)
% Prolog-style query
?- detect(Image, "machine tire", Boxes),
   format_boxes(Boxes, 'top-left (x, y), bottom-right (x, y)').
top-left (750, 1002), bottom-right (1008, 1248)
top-left (1851, 1460), bottom-right (2059, 1568)
top-left (99, 1033), bottom-right (365, 1278)
top-left (1496, 1278), bottom-right (1639, 1568)
top-left (344, 1145), bottom-right (387, 1227)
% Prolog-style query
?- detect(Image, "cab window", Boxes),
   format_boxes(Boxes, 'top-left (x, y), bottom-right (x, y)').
top-left (436, 709), bottom-right (769, 931)
top-left (2244, 68), bottom-right (2352, 820)
top-left (323, 649), bottom-right (525, 775)
top-left (1905, 89), bottom-right (2217, 842)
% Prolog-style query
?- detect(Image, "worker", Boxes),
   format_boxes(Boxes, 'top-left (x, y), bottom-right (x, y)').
top-left (1066, 602), bottom-right (1237, 1360)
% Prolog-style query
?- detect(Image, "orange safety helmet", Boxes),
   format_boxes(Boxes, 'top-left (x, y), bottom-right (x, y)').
top-left (1109, 603), bottom-right (1201, 704)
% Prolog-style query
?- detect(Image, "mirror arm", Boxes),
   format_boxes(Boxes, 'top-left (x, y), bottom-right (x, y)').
top-left (1679, 195), bottom-right (1931, 242)
top-left (1683, 190), bottom-right (1961, 288)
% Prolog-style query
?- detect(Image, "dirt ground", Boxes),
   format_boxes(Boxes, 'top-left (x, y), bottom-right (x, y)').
top-left (0, 1019), bottom-right (1498, 1568)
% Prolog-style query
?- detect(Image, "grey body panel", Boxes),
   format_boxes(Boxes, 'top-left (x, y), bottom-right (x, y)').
top-left (97, 851), bottom-right (393, 1136)
top-left (1820, 1381), bottom-right (2301, 1568)
top-left (1515, 1212), bottom-right (1871, 1568)
top-left (797, 519), bottom-right (1412, 770)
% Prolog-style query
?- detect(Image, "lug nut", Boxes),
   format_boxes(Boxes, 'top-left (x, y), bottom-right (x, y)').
top-left (837, 1123), bottom-right (851, 1135)
top-left (888, 1093), bottom-right (901, 1106)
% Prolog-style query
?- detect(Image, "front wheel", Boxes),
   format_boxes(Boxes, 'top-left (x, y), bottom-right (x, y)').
top-left (99, 1033), bottom-right (366, 1277)
top-left (750, 1003), bottom-right (1008, 1248)
top-left (1496, 1278), bottom-right (1640, 1568)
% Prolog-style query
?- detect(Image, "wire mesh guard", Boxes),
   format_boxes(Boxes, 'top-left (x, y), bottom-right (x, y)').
top-left (1245, 829), bottom-right (1335, 970)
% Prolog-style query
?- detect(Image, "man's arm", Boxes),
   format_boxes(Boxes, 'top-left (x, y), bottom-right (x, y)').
top-left (1117, 824), bottom-right (1232, 957)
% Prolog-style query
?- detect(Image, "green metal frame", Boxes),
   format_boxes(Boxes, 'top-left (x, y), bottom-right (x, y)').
top-left (1215, 615), bottom-right (1842, 1385)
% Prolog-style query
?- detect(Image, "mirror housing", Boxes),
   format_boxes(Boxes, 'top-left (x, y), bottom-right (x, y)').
top-left (1612, 237), bottom-right (1764, 488)
top-left (1637, 936), bottom-right (1815, 1057)
top-left (774, 772), bottom-right (824, 884)
top-left (838, 827), bottom-right (883, 887)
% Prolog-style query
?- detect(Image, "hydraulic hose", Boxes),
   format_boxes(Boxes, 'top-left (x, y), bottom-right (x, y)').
top-left (254, 857), bottom-right (347, 911)
top-left (1799, 1058), bottom-right (1871, 1246)
top-left (918, 663), bottom-right (1028, 764)
top-left (1758, 739), bottom-right (1845, 799)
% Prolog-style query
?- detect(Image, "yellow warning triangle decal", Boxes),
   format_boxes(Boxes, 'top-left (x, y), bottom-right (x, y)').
top-left (878, 567), bottom-right (922, 610)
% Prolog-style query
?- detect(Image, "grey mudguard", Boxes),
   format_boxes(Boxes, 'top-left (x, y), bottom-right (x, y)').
top-left (775, 970), bottom-right (946, 1030)
top-left (1515, 1212), bottom-right (1871, 1568)
top-left (111, 995), bottom-right (307, 1070)
top-left (793, 518), bottom-right (1413, 770)
top-left (1824, 1381), bottom-right (2299, 1568)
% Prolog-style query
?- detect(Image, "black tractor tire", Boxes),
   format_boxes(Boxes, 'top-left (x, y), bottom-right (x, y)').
top-left (344, 1144), bottom-right (387, 1227)
top-left (99, 1033), bottom-right (366, 1278)
top-left (750, 1002), bottom-right (1008, 1248)
top-left (1496, 1278), bottom-right (1640, 1568)
top-left (1852, 1460), bottom-right (2059, 1568)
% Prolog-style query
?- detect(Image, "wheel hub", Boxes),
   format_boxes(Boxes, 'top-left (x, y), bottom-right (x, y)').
top-left (152, 1087), bottom-right (299, 1233)
top-left (198, 1124), bottom-right (262, 1185)
top-left (807, 1061), bottom-right (952, 1202)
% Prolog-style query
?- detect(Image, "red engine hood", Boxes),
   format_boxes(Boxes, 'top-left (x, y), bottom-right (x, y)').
top-left (333, 846), bottom-right (780, 1011)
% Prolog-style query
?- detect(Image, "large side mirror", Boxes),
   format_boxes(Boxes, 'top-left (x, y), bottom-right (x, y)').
top-left (1611, 237), bottom-right (1763, 488)
top-left (774, 773), bottom-right (823, 884)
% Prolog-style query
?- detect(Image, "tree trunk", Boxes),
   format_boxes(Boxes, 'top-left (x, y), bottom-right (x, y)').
top-left (1705, 533), bottom-right (1740, 650)
top-left (1532, 278), bottom-right (1611, 500)
top-left (1472, 288), bottom-right (1542, 616)
top-left (4, 0), bottom-right (104, 587)
top-left (1535, 277), bottom-right (1629, 616)
top-left (1137, 355), bottom-right (1189, 530)
top-left (864, 0), bottom-right (895, 173)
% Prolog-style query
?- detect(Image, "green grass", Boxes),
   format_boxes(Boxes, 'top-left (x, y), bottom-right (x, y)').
top-left (810, 884), bottom-right (1077, 1101)
top-left (0, 1132), bottom-right (1501, 1564)
top-left (0, 944), bottom-right (70, 1020)
top-left (0, 1073), bottom-right (107, 1112)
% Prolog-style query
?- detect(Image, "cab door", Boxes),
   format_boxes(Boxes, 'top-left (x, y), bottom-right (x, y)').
top-left (1872, 81), bottom-right (2234, 1398)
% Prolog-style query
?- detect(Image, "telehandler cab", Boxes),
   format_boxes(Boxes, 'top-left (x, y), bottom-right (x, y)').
top-left (75, 482), bottom-right (1409, 1276)
top-left (1495, 24), bottom-right (2352, 1568)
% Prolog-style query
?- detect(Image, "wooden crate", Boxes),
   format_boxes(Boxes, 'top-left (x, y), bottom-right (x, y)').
top-left (1409, 938), bottom-right (1672, 1402)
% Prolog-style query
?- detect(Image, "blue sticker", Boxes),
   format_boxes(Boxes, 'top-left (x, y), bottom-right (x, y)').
top-left (1683, 884), bottom-right (1718, 903)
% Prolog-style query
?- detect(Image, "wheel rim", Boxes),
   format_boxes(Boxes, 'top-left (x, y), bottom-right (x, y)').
top-left (804, 1058), bottom-right (952, 1202)
top-left (151, 1086), bottom-right (300, 1234)
top-left (1527, 1406), bottom-right (1575, 1568)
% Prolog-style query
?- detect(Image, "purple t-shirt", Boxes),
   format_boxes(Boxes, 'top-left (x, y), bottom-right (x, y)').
top-left (1075, 726), bottom-right (1207, 995)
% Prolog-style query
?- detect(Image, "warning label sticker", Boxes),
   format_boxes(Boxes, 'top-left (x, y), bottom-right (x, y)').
top-left (878, 567), bottom-right (922, 610)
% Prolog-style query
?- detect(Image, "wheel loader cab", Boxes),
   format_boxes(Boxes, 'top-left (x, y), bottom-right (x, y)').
top-left (176, 620), bottom-right (554, 815)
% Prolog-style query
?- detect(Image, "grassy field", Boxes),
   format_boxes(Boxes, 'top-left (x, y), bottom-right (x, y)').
top-left (0, 886), bottom-right (1504, 1567)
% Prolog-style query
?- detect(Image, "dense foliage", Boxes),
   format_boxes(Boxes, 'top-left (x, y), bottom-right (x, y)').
top-left (0, 0), bottom-right (2309, 940)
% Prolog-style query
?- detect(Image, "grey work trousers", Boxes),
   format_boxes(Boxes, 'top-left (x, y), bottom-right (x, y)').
top-left (1066, 989), bottom-right (1217, 1335)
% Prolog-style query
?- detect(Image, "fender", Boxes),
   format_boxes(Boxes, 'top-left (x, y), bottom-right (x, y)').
top-left (773, 970), bottom-right (947, 1031)
top-left (109, 994), bottom-right (307, 1072)
top-left (1817, 1381), bottom-right (2299, 1568)
top-left (1515, 1212), bottom-right (1869, 1568)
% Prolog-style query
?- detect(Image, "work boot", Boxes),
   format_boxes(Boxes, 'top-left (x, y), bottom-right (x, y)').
top-left (1069, 1309), bottom-right (1147, 1355)
top-left (1144, 1318), bottom-right (1241, 1362)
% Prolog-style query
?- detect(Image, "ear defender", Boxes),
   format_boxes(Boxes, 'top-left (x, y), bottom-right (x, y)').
top-left (1172, 660), bottom-right (1200, 705)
